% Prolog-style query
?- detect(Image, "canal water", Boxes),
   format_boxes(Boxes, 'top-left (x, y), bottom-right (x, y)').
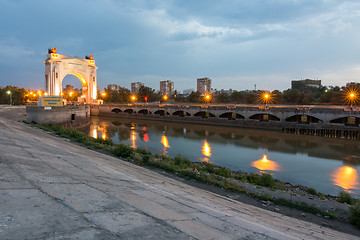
top-left (79, 116), bottom-right (360, 197)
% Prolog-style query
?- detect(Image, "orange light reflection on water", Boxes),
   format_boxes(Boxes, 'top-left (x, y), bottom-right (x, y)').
top-left (161, 135), bottom-right (170, 148)
top-left (251, 154), bottom-right (280, 172)
top-left (332, 166), bottom-right (359, 192)
top-left (201, 140), bottom-right (212, 163)
top-left (130, 130), bottom-right (137, 148)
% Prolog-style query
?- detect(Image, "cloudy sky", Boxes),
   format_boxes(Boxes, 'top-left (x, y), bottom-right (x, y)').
top-left (1, 0), bottom-right (360, 92)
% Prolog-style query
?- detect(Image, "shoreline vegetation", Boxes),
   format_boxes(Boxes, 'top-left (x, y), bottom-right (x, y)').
top-left (26, 121), bottom-right (360, 229)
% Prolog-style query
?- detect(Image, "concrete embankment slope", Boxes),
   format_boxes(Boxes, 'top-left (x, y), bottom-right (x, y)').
top-left (0, 106), bottom-right (358, 240)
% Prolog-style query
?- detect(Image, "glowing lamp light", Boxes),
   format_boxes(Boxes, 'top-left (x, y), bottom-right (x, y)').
top-left (101, 92), bottom-right (106, 97)
top-left (163, 95), bottom-right (168, 101)
top-left (144, 96), bottom-right (148, 102)
top-left (7, 90), bottom-right (11, 95)
top-left (344, 86), bottom-right (360, 107)
top-left (69, 92), bottom-right (73, 97)
top-left (131, 95), bottom-right (136, 101)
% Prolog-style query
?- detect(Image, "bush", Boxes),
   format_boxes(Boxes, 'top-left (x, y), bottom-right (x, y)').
top-left (337, 191), bottom-right (355, 205)
top-left (306, 188), bottom-right (317, 195)
top-left (174, 154), bottom-right (192, 167)
top-left (137, 147), bottom-right (151, 155)
top-left (349, 203), bottom-right (360, 228)
top-left (113, 143), bottom-right (134, 158)
top-left (258, 173), bottom-right (275, 188)
top-left (95, 137), bottom-right (114, 146)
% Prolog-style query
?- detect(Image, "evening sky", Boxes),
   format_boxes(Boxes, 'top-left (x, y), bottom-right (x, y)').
top-left (0, 0), bottom-right (360, 92)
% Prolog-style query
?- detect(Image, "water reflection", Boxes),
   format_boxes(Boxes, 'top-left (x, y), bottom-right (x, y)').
top-left (251, 154), bottom-right (281, 172)
top-left (130, 130), bottom-right (137, 148)
top-left (78, 116), bottom-right (360, 196)
top-left (332, 166), bottom-right (359, 192)
top-left (161, 133), bottom-right (170, 154)
top-left (201, 140), bottom-right (212, 163)
top-left (92, 129), bottom-right (97, 139)
top-left (143, 133), bottom-right (149, 142)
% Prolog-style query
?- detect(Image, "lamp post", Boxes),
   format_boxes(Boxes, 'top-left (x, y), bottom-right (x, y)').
top-left (204, 94), bottom-right (211, 106)
top-left (162, 95), bottom-right (168, 105)
top-left (349, 93), bottom-right (355, 110)
top-left (131, 95), bottom-right (136, 104)
top-left (260, 91), bottom-right (272, 109)
top-left (7, 90), bottom-right (12, 105)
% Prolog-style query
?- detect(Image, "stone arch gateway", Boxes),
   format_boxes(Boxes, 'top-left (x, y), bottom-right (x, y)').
top-left (44, 48), bottom-right (98, 104)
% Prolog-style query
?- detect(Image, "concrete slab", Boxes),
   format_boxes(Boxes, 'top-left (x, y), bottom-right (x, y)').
top-left (0, 189), bottom-right (89, 240)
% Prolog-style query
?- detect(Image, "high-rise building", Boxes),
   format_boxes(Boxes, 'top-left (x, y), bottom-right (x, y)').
top-left (183, 88), bottom-right (194, 95)
top-left (160, 80), bottom-right (174, 96)
top-left (291, 79), bottom-right (321, 90)
top-left (108, 84), bottom-right (120, 91)
top-left (131, 82), bottom-right (144, 94)
top-left (197, 77), bottom-right (212, 95)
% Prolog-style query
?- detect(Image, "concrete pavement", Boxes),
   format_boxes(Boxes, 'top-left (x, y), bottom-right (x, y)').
top-left (0, 106), bottom-right (358, 239)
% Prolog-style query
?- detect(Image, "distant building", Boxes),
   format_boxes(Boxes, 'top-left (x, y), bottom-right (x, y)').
top-left (108, 84), bottom-right (120, 91)
top-left (197, 77), bottom-right (212, 95)
top-left (218, 89), bottom-right (234, 95)
top-left (291, 79), bottom-right (321, 90)
top-left (160, 80), bottom-right (174, 96)
top-left (63, 84), bottom-right (74, 93)
top-left (183, 88), bottom-right (194, 95)
top-left (131, 82), bottom-right (144, 94)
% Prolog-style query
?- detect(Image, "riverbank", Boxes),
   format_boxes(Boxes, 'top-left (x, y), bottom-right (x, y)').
top-left (1, 105), bottom-right (359, 239)
top-left (28, 120), bottom-right (360, 235)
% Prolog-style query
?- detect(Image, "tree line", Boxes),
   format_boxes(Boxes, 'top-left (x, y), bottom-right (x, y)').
top-left (1, 82), bottom-right (358, 105)
top-left (100, 83), bottom-right (359, 105)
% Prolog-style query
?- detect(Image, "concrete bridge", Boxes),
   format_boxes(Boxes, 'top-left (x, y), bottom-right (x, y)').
top-left (91, 103), bottom-right (360, 137)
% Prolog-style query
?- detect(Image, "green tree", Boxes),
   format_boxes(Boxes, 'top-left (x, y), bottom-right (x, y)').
top-left (230, 91), bottom-right (245, 103)
top-left (215, 92), bottom-right (229, 103)
top-left (187, 91), bottom-right (201, 103)
top-left (137, 86), bottom-right (160, 102)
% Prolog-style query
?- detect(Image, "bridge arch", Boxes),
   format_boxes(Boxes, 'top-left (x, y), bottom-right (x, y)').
top-left (44, 48), bottom-right (98, 104)
top-left (219, 112), bottom-right (245, 120)
top-left (111, 108), bottom-right (122, 113)
top-left (138, 109), bottom-right (151, 115)
top-left (154, 110), bottom-right (170, 116)
top-left (194, 111), bottom-right (215, 118)
top-left (285, 114), bottom-right (322, 124)
top-left (124, 109), bottom-right (135, 114)
top-left (173, 110), bottom-right (191, 117)
top-left (330, 116), bottom-right (360, 126)
top-left (249, 113), bottom-right (280, 121)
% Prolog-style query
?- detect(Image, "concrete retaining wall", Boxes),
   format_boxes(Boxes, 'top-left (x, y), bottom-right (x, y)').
top-left (26, 105), bottom-right (90, 127)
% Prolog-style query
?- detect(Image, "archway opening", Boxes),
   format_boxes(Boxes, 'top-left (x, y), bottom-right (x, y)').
top-left (61, 73), bottom-right (88, 102)
top-left (250, 114), bottom-right (280, 121)
top-left (219, 112), bottom-right (244, 120)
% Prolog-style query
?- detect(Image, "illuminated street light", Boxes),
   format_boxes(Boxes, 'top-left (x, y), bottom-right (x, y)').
top-left (204, 94), bottom-right (212, 105)
top-left (131, 95), bottom-right (137, 103)
top-left (101, 92), bottom-right (106, 97)
top-left (260, 91), bottom-right (273, 108)
top-left (7, 90), bottom-right (12, 105)
top-left (344, 87), bottom-right (360, 110)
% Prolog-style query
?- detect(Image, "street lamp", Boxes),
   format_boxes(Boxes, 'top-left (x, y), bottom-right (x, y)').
top-left (7, 91), bottom-right (11, 105)
top-left (260, 91), bottom-right (272, 108)
top-left (130, 95), bottom-right (137, 103)
top-left (204, 94), bottom-right (212, 105)
top-left (344, 87), bottom-right (359, 110)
